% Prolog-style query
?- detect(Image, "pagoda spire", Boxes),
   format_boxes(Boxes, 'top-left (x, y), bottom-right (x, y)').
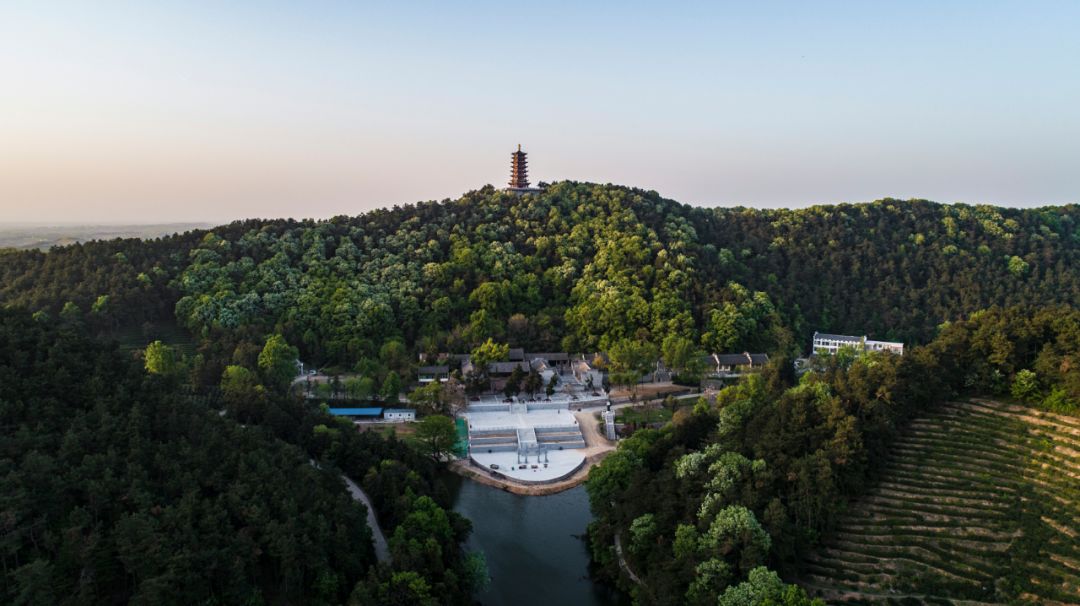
top-left (509, 144), bottom-right (529, 189)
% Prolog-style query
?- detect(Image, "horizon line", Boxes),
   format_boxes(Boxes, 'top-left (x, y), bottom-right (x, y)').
top-left (2, 181), bottom-right (1077, 227)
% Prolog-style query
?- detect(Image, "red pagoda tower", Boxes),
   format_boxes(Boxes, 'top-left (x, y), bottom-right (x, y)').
top-left (509, 144), bottom-right (530, 190)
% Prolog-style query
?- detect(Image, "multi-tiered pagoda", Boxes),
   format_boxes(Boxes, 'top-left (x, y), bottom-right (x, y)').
top-left (509, 144), bottom-right (529, 189)
top-left (506, 145), bottom-right (543, 194)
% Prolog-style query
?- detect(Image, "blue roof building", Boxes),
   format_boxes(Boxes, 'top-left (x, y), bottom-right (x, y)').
top-left (327, 407), bottom-right (383, 417)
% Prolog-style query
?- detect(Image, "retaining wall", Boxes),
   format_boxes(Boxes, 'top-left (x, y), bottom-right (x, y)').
top-left (467, 403), bottom-right (511, 413)
top-left (472, 444), bottom-right (518, 453)
top-left (470, 436), bottom-right (518, 446)
top-left (539, 441), bottom-right (586, 450)
top-left (467, 456), bottom-right (588, 486)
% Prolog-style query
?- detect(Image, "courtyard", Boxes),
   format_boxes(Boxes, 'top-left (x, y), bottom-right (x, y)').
top-left (462, 400), bottom-right (588, 483)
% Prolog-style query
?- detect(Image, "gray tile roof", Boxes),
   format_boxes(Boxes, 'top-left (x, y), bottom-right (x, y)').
top-left (813, 332), bottom-right (863, 343)
top-left (715, 353), bottom-right (753, 366)
top-left (528, 352), bottom-right (569, 361)
top-left (489, 361), bottom-right (531, 374)
top-left (713, 352), bottom-right (769, 367)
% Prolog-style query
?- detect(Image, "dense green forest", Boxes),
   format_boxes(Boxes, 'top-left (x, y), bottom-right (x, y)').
top-left (3, 182), bottom-right (1078, 385)
top-left (0, 310), bottom-right (482, 605)
top-left (2, 182), bottom-right (1079, 603)
top-left (585, 306), bottom-right (1080, 604)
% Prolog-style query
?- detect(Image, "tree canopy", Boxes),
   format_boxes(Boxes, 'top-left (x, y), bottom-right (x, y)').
top-left (2, 182), bottom-right (1080, 604)
top-left (5, 183), bottom-right (1077, 383)
top-left (585, 305), bottom-right (1080, 604)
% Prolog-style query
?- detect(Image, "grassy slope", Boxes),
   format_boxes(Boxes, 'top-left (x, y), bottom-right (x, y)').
top-left (801, 399), bottom-right (1080, 605)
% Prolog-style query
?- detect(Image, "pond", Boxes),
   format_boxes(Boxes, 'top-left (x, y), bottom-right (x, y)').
top-left (448, 478), bottom-right (629, 606)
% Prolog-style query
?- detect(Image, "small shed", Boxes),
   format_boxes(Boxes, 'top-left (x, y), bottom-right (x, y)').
top-left (384, 408), bottom-right (416, 422)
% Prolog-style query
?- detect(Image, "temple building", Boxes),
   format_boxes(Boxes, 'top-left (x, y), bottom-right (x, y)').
top-left (506, 145), bottom-right (544, 194)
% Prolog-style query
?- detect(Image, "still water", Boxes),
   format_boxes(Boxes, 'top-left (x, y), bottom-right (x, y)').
top-left (449, 479), bottom-right (628, 606)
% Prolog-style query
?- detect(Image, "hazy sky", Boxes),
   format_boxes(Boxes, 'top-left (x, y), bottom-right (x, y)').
top-left (2, 1), bottom-right (1078, 223)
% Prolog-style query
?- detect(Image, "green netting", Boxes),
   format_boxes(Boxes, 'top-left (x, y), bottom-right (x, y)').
top-left (453, 417), bottom-right (469, 458)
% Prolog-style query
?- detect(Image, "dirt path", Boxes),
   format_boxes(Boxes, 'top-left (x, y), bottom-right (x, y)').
top-left (575, 410), bottom-right (616, 456)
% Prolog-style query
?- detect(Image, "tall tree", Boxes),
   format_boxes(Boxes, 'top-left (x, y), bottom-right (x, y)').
top-left (409, 381), bottom-right (448, 415)
top-left (258, 334), bottom-right (299, 392)
top-left (524, 369), bottom-right (543, 398)
top-left (144, 340), bottom-right (178, 376)
top-left (221, 365), bottom-right (265, 422)
top-left (504, 365), bottom-right (525, 398)
top-left (413, 415), bottom-right (458, 462)
top-left (608, 338), bottom-right (658, 396)
top-left (382, 371), bottom-right (402, 404)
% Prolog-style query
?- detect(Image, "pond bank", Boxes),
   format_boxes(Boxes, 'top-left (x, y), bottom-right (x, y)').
top-left (448, 450), bottom-right (612, 495)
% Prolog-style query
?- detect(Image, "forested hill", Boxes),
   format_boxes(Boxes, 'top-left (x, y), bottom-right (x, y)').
top-left (2, 182), bottom-right (1078, 372)
top-left (0, 309), bottom-right (364, 603)
top-left (0, 307), bottom-right (484, 605)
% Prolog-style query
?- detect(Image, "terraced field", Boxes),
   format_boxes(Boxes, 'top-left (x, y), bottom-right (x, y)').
top-left (802, 398), bottom-right (1080, 605)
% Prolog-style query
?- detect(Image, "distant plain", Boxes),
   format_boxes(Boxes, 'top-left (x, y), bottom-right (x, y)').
top-left (0, 223), bottom-right (211, 250)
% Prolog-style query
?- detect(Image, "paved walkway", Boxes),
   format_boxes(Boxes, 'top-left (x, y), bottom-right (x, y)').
top-left (614, 531), bottom-right (644, 586)
top-left (341, 474), bottom-right (390, 563)
top-left (575, 388), bottom-right (701, 414)
top-left (310, 457), bottom-right (390, 562)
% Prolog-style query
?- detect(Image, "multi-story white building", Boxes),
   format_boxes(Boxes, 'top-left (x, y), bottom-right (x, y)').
top-left (812, 332), bottom-right (904, 356)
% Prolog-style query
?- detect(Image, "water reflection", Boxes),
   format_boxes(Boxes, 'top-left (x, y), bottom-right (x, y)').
top-left (448, 478), bottom-right (628, 606)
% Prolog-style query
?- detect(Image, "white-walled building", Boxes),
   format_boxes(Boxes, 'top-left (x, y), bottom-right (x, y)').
top-left (383, 408), bottom-right (416, 422)
top-left (865, 338), bottom-right (904, 355)
top-left (812, 332), bottom-right (904, 356)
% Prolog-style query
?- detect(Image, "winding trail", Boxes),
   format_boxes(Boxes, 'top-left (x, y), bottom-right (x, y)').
top-left (341, 474), bottom-right (390, 563)
top-left (310, 458), bottom-right (390, 563)
top-left (613, 531), bottom-right (644, 586)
